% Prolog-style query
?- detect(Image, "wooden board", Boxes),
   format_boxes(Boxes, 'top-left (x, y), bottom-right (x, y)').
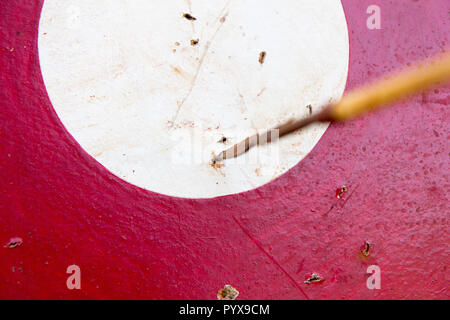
top-left (0, 0), bottom-right (448, 299)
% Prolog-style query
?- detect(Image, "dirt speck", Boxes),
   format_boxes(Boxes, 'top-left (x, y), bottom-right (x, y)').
top-left (306, 104), bottom-right (312, 115)
top-left (190, 39), bottom-right (199, 46)
top-left (172, 66), bottom-right (182, 74)
top-left (171, 65), bottom-right (192, 80)
top-left (217, 285), bottom-right (239, 300)
top-left (210, 159), bottom-right (224, 169)
top-left (259, 51), bottom-right (266, 64)
top-left (256, 87), bottom-right (266, 97)
top-left (183, 13), bottom-right (196, 21)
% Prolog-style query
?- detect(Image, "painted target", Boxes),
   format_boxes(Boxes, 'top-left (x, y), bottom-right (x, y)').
top-left (0, 0), bottom-right (449, 299)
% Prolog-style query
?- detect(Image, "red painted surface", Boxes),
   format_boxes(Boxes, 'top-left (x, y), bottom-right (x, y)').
top-left (0, 0), bottom-right (449, 299)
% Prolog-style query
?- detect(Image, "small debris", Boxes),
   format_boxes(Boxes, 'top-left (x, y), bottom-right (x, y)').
top-left (183, 13), bottom-right (196, 21)
top-left (217, 285), bottom-right (239, 300)
top-left (174, 42), bottom-right (180, 46)
top-left (210, 159), bottom-right (224, 169)
top-left (336, 186), bottom-right (348, 199)
top-left (304, 273), bottom-right (324, 284)
top-left (306, 104), bottom-right (312, 115)
top-left (256, 87), bottom-right (266, 97)
top-left (4, 237), bottom-right (23, 248)
top-left (190, 39), bottom-right (199, 46)
top-left (259, 51), bottom-right (266, 64)
top-left (220, 16), bottom-right (227, 23)
top-left (361, 241), bottom-right (371, 257)
top-left (218, 136), bottom-right (227, 144)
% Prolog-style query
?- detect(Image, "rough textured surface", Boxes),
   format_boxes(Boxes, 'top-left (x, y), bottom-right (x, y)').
top-left (0, 0), bottom-right (449, 299)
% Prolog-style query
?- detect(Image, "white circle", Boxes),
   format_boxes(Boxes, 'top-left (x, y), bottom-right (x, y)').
top-left (38, 0), bottom-right (349, 198)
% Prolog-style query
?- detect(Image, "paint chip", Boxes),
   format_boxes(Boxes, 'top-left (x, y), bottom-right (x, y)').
top-left (217, 285), bottom-right (239, 300)
top-left (336, 186), bottom-right (348, 199)
top-left (304, 273), bottom-right (324, 284)
top-left (4, 237), bottom-right (23, 248)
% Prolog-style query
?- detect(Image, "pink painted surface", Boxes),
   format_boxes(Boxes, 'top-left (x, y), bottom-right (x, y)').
top-left (0, 0), bottom-right (448, 299)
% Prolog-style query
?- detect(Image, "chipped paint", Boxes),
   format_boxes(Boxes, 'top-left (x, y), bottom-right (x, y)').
top-left (217, 284), bottom-right (239, 300)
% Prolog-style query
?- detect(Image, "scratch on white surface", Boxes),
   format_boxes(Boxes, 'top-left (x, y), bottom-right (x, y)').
top-left (171, 0), bottom-right (232, 125)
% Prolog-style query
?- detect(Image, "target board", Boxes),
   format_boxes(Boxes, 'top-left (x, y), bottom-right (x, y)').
top-left (0, 0), bottom-right (449, 299)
